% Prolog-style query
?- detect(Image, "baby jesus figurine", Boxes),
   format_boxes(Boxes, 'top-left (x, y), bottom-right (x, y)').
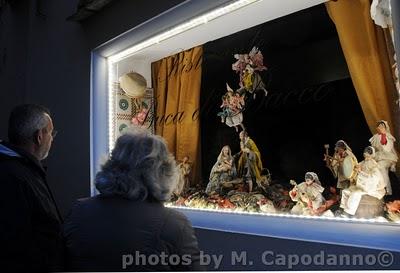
top-left (216, 158), bottom-right (233, 173)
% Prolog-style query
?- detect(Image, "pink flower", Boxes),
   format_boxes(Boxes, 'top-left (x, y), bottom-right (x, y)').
top-left (131, 117), bottom-right (140, 125)
top-left (131, 108), bottom-right (149, 125)
top-left (137, 112), bottom-right (146, 122)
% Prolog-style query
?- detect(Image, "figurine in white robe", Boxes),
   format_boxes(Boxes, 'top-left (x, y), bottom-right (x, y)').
top-left (289, 172), bottom-right (326, 216)
top-left (325, 140), bottom-right (358, 189)
top-left (340, 146), bottom-right (385, 216)
top-left (369, 120), bottom-right (398, 195)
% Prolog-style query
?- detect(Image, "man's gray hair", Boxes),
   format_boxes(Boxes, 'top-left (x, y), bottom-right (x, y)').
top-left (95, 129), bottom-right (178, 201)
top-left (8, 104), bottom-right (51, 145)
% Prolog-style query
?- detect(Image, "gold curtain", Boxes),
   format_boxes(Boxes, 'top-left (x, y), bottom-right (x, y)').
top-left (151, 46), bottom-right (203, 184)
top-left (325, 0), bottom-right (398, 138)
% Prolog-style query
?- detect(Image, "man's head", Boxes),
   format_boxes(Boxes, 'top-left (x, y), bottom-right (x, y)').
top-left (8, 104), bottom-right (55, 160)
top-left (363, 146), bottom-right (375, 159)
top-left (239, 130), bottom-right (248, 141)
top-left (334, 140), bottom-right (347, 155)
top-left (305, 172), bottom-right (317, 185)
top-left (376, 121), bottom-right (387, 134)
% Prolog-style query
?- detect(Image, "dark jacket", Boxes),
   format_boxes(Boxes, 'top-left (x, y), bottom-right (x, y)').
top-left (0, 141), bottom-right (63, 272)
top-left (63, 195), bottom-right (205, 271)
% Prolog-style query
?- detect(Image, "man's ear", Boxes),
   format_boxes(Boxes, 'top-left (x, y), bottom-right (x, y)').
top-left (33, 129), bottom-right (43, 145)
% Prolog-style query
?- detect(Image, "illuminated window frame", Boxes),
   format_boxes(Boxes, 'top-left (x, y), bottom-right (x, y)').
top-left (91, 0), bottom-right (400, 227)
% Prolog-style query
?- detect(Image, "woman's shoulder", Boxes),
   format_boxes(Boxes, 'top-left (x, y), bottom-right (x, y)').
top-left (71, 194), bottom-right (114, 207)
top-left (64, 196), bottom-right (106, 220)
top-left (163, 206), bottom-right (191, 225)
top-left (66, 195), bottom-right (164, 216)
top-left (68, 196), bottom-right (96, 211)
top-left (159, 207), bottom-right (196, 248)
top-left (161, 207), bottom-right (194, 236)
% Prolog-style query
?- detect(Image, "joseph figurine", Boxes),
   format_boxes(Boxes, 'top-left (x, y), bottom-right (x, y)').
top-left (235, 130), bottom-right (263, 192)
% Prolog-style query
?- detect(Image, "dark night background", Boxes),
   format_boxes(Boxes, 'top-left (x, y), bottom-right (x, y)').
top-left (200, 4), bottom-right (399, 198)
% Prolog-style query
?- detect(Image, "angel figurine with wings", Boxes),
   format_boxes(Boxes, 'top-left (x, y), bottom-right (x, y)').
top-left (217, 83), bottom-right (245, 132)
top-left (232, 47), bottom-right (268, 98)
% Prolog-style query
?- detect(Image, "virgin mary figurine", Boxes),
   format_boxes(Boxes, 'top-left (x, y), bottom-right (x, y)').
top-left (206, 145), bottom-right (237, 195)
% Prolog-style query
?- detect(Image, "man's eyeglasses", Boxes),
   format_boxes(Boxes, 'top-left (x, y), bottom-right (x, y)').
top-left (51, 130), bottom-right (58, 138)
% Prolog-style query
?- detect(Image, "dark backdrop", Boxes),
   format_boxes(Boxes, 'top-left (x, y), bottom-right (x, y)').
top-left (200, 4), bottom-right (373, 190)
top-left (0, 0), bottom-right (185, 217)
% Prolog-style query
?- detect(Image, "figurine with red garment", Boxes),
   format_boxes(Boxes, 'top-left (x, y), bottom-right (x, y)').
top-left (369, 120), bottom-right (398, 195)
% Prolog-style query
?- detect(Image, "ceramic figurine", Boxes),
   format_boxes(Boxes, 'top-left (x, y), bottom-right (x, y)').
top-left (371, 0), bottom-right (392, 28)
top-left (340, 146), bottom-right (386, 216)
top-left (240, 64), bottom-right (267, 98)
top-left (217, 84), bottom-right (245, 132)
top-left (289, 172), bottom-right (328, 216)
top-left (235, 130), bottom-right (263, 192)
top-left (257, 198), bottom-right (277, 213)
top-left (324, 140), bottom-right (358, 190)
top-left (206, 145), bottom-right (237, 195)
top-left (369, 120), bottom-right (398, 195)
top-left (232, 47), bottom-right (268, 98)
top-left (173, 156), bottom-right (191, 196)
top-left (386, 200), bottom-right (400, 222)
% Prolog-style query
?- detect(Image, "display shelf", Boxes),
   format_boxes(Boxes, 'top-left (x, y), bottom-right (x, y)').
top-left (173, 206), bottom-right (400, 252)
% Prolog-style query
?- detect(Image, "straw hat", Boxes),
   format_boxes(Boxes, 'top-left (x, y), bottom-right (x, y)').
top-left (119, 72), bottom-right (147, 98)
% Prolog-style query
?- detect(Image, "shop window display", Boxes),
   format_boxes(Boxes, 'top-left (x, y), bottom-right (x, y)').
top-left (98, 1), bottom-right (400, 229)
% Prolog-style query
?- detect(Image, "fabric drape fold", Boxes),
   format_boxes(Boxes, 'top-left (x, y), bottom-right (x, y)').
top-left (151, 46), bottom-right (203, 185)
top-left (325, 0), bottom-right (399, 143)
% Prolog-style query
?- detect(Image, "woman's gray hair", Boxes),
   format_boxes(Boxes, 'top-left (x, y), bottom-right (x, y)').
top-left (95, 129), bottom-right (178, 201)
